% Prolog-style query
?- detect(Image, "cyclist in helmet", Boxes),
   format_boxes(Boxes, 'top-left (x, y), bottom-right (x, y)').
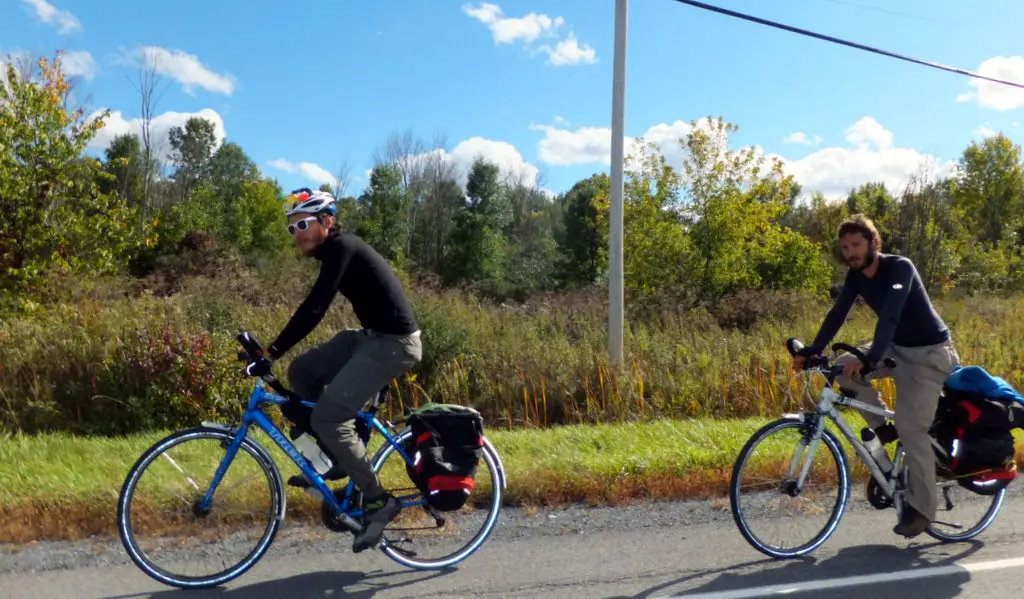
top-left (243, 187), bottom-right (422, 553)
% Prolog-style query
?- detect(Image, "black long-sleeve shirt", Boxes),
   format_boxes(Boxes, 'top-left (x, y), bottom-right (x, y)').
top-left (810, 254), bottom-right (949, 364)
top-left (267, 232), bottom-right (419, 359)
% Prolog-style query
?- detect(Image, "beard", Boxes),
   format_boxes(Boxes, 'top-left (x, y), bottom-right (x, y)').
top-left (847, 251), bottom-right (875, 271)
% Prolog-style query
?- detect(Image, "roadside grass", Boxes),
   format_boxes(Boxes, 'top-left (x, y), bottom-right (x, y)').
top-left (6, 414), bottom-right (1020, 545)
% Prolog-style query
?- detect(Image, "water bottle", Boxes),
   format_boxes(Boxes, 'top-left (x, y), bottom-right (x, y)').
top-left (292, 432), bottom-right (334, 476)
top-left (861, 427), bottom-right (893, 474)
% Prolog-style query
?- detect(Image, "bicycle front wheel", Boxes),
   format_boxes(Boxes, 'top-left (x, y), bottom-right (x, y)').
top-left (117, 425), bottom-right (286, 589)
top-left (730, 416), bottom-right (850, 559)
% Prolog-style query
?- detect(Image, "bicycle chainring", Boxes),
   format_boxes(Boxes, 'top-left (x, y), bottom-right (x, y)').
top-left (866, 477), bottom-right (893, 510)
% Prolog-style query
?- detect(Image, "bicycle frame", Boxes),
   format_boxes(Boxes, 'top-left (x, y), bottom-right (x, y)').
top-left (784, 378), bottom-right (900, 500)
top-left (197, 378), bottom-right (426, 534)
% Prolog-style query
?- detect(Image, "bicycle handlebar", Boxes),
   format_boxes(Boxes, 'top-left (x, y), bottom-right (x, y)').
top-left (236, 331), bottom-right (293, 398)
top-left (785, 337), bottom-right (897, 376)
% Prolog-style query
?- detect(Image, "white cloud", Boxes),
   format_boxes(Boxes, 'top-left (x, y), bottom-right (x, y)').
top-left (462, 2), bottom-right (595, 66)
top-left (448, 137), bottom-right (540, 187)
top-left (782, 118), bottom-right (955, 200)
top-left (532, 115), bottom-right (954, 201)
top-left (462, 2), bottom-right (563, 44)
top-left (395, 137), bottom-right (540, 192)
top-left (86, 108), bottom-right (227, 162)
top-left (974, 124), bottom-right (997, 139)
top-left (531, 123), bottom-right (616, 166)
top-left (120, 46), bottom-right (236, 96)
top-left (957, 56), bottom-right (1024, 111)
top-left (539, 33), bottom-right (597, 66)
top-left (62, 51), bottom-right (97, 81)
top-left (784, 132), bottom-right (825, 146)
top-left (22, 0), bottom-right (80, 34)
top-left (266, 159), bottom-right (338, 187)
top-left (530, 119), bottom-right (701, 167)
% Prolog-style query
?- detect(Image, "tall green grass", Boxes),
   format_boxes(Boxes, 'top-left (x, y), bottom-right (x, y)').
top-left (3, 266), bottom-right (1024, 435)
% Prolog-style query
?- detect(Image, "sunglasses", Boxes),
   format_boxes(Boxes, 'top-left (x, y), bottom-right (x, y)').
top-left (287, 216), bottom-right (319, 236)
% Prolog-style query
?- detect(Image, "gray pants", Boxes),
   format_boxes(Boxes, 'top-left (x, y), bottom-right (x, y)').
top-left (288, 328), bottom-right (422, 498)
top-left (836, 340), bottom-right (959, 520)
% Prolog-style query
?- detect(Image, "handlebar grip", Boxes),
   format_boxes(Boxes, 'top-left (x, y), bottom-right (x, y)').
top-left (237, 331), bottom-right (265, 358)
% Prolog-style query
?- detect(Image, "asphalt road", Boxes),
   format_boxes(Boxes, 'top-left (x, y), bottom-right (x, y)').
top-left (4, 489), bottom-right (1024, 598)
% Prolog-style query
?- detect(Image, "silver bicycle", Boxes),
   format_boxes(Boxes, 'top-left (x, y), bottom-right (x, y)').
top-left (729, 339), bottom-right (1008, 559)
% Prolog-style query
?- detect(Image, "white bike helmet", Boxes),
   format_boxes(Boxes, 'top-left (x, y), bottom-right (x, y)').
top-left (284, 187), bottom-right (337, 217)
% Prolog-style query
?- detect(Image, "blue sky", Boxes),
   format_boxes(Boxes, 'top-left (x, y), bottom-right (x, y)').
top-left (4, 0), bottom-right (1024, 199)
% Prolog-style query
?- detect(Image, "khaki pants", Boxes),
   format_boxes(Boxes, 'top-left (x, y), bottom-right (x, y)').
top-left (287, 328), bottom-right (422, 498)
top-left (836, 340), bottom-right (959, 520)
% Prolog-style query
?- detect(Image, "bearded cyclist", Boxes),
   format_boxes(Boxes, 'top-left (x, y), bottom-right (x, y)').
top-left (792, 214), bottom-right (959, 538)
top-left (243, 187), bottom-right (422, 553)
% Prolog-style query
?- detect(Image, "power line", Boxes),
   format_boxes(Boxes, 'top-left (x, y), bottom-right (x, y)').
top-left (669, 0), bottom-right (1024, 91)
top-left (819, 0), bottom-right (951, 25)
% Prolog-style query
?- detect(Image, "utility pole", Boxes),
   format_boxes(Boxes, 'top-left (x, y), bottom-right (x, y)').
top-left (609, 0), bottom-right (628, 368)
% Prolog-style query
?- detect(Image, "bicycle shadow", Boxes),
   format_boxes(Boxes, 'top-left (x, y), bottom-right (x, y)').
top-left (604, 540), bottom-right (984, 599)
top-left (105, 567), bottom-right (454, 599)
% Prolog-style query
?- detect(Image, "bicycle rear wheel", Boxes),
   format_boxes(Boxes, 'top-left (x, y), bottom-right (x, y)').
top-left (369, 429), bottom-right (505, 569)
top-left (924, 456), bottom-right (1007, 542)
top-left (117, 426), bottom-right (285, 589)
top-left (730, 416), bottom-right (850, 559)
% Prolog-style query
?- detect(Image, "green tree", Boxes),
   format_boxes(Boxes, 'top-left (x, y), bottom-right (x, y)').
top-left (615, 141), bottom-right (692, 298)
top-left (442, 157), bottom-right (507, 284)
top-left (557, 173), bottom-right (609, 287)
top-left (679, 117), bottom-right (829, 302)
top-left (846, 182), bottom-right (897, 247)
top-left (168, 116), bottom-right (218, 203)
top-left (101, 133), bottom-right (154, 210)
top-left (955, 133), bottom-right (1024, 249)
top-left (357, 164), bottom-right (411, 264)
top-left (0, 52), bottom-right (143, 300)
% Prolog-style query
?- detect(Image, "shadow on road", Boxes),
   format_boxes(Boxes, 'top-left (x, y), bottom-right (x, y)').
top-left (606, 540), bottom-right (985, 599)
top-left (105, 567), bottom-right (454, 599)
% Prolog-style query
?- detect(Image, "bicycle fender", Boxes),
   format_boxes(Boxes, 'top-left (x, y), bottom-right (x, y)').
top-left (201, 421), bottom-right (239, 434)
top-left (483, 436), bottom-right (507, 490)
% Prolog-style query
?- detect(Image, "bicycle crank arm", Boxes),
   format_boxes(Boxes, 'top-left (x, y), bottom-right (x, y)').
top-left (931, 519), bottom-right (964, 529)
top-left (335, 513), bottom-right (364, 534)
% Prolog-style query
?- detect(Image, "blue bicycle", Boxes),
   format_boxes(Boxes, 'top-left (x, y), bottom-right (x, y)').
top-left (117, 331), bottom-right (506, 589)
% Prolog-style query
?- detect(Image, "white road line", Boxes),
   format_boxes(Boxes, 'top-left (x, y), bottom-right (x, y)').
top-left (661, 556), bottom-right (1024, 599)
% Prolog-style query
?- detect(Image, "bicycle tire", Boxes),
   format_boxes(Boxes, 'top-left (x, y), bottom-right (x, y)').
top-left (888, 443), bottom-right (1008, 543)
top-left (924, 483), bottom-right (1006, 542)
top-left (730, 416), bottom-right (850, 559)
top-left (117, 426), bottom-right (286, 589)
top-left (371, 428), bottom-right (505, 569)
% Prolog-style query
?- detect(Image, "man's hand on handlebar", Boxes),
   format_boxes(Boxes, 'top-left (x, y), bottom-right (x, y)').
top-left (841, 360), bottom-right (868, 383)
top-left (245, 355), bottom-right (273, 377)
top-left (791, 345), bottom-right (820, 373)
